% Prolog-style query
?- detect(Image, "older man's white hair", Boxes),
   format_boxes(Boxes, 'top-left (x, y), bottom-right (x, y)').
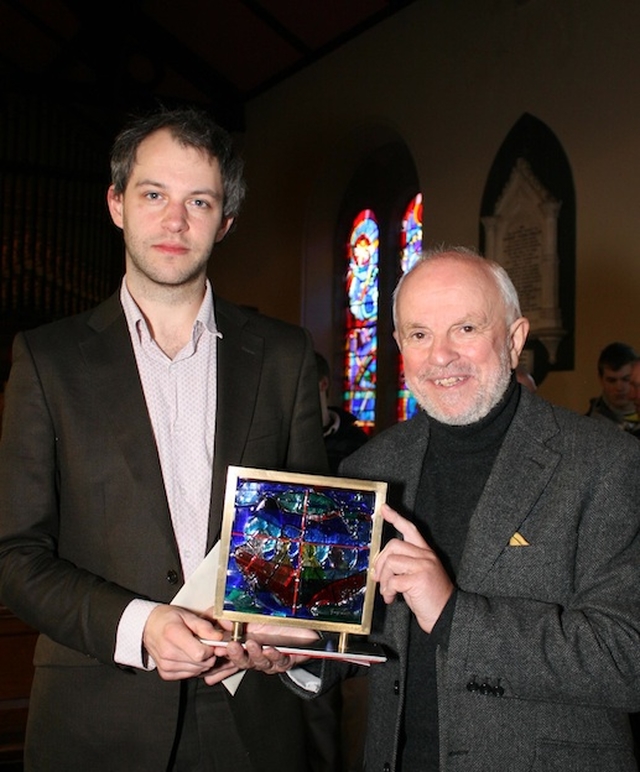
top-left (392, 246), bottom-right (522, 329)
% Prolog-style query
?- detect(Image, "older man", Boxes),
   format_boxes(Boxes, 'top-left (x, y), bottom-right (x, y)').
top-left (227, 247), bottom-right (640, 771)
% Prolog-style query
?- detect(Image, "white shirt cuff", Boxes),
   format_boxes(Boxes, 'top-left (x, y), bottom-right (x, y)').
top-left (114, 598), bottom-right (160, 670)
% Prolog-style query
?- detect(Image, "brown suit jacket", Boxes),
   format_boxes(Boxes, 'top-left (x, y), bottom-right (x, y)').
top-left (0, 291), bottom-right (328, 771)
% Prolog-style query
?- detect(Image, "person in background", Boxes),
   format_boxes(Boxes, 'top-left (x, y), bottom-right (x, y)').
top-left (222, 247), bottom-right (640, 772)
top-left (627, 358), bottom-right (640, 419)
top-left (315, 351), bottom-right (369, 474)
top-left (0, 105), bottom-right (330, 772)
top-left (586, 341), bottom-right (640, 434)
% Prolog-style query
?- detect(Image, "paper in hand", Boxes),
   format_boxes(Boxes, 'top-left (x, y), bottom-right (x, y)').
top-left (171, 543), bottom-right (245, 695)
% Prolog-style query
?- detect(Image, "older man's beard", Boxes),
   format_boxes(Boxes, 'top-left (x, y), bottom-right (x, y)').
top-left (407, 343), bottom-right (513, 426)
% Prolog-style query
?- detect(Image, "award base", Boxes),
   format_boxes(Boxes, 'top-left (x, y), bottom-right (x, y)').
top-left (201, 624), bottom-right (386, 665)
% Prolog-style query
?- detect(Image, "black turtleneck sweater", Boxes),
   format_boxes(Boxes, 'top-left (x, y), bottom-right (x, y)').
top-left (399, 375), bottom-right (520, 771)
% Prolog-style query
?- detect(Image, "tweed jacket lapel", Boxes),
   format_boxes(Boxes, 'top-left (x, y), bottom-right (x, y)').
top-left (381, 393), bottom-right (563, 665)
top-left (457, 390), bottom-right (562, 590)
top-left (372, 413), bottom-right (431, 653)
top-left (385, 411), bottom-right (431, 513)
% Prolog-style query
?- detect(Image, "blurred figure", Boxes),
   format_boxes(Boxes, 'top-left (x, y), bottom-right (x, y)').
top-left (315, 351), bottom-right (368, 474)
top-left (629, 359), bottom-right (640, 414)
top-left (586, 341), bottom-right (640, 434)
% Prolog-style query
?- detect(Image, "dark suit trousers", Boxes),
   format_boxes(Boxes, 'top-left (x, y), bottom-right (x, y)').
top-left (171, 679), bottom-right (251, 771)
top-left (171, 674), bottom-right (311, 772)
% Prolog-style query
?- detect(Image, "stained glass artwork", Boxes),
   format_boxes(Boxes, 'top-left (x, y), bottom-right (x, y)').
top-left (398, 193), bottom-right (423, 422)
top-left (344, 209), bottom-right (379, 432)
top-left (215, 467), bottom-right (386, 636)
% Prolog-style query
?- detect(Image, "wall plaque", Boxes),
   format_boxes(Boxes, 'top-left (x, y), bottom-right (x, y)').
top-left (482, 158), bottom-right (565, 364)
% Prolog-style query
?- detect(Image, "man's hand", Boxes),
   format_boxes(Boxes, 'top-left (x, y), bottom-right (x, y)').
top-left (210, 620), bottom-right (320, 675)
top-left (201, 656), bottom-right (242, 686)
top-left (143, 605), bottom-right (226, 681)
top-left (372, 503), bottom-right (454, 633)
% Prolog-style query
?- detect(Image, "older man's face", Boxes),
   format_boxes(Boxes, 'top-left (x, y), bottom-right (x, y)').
top-left (394, 258), bottom-right (528, 425)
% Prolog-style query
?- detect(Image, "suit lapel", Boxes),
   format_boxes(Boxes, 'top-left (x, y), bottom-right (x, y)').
top-left (392, 413), bottom-right (430, 512)
top-left (80, 295), bottom-right (178, 554)
top-left (209, 298), bottom-right (264, 545)
top-left (457, 393), bottom-right (561, 588)
top-left (373, 415), bottom-right (429, 657)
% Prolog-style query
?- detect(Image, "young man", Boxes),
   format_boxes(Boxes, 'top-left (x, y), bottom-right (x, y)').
top-left (0, 106), bottom-right (329, 771)
top-left (586, 341), bottom-right (640, 433)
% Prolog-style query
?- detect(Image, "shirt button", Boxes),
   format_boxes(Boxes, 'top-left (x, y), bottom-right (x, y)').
top-left (166, 569), bottom-right (179, 585)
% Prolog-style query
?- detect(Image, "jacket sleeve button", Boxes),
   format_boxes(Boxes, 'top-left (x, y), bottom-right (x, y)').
top-left (166, 569), bottom-right (179, 585)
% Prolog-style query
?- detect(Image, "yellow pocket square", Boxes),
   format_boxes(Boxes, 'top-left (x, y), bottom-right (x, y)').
top-left (509, 532), bottom-right (530, 547)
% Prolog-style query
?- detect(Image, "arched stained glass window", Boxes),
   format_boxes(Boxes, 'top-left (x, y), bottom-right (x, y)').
top-left (344, 209), bottom-right (379, 433)
top-left (397, 193), bottom-right (423, 422)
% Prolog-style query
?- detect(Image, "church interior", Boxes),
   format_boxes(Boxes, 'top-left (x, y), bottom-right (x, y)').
top-left (1, 0), bottom-right (640, 766)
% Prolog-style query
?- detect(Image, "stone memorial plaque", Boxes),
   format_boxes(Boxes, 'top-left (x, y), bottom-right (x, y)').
top-left (482, 158), bottom-right (565, 364)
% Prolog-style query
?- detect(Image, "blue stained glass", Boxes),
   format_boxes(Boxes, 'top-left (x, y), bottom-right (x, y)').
top-left (400, 193), bottom-right (423, 274)
top-left (223, 479), bottom-right (377, 623)
top-left (345, 209), bottom-right (378, 432)
top-left (347, 209), bottom-right (379, 322)
top-left (398, 194), bottom-right (423, 422)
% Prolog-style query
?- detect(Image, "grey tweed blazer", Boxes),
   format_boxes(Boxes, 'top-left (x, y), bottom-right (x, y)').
top-left (336, 389), bottom-right (640, 772)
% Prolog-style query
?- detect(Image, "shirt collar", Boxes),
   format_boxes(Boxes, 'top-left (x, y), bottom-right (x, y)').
top-left (120, 278), bottom-right (221, 343)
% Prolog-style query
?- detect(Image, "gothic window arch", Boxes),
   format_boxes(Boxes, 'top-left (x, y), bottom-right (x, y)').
top-left (480, 113), bottom-right (575, 385)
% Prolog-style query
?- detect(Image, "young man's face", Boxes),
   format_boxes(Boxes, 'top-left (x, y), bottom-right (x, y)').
top-left (599, 364), bottom-right (633, 411)
top-left (107, 128), bottom-right (233, 292)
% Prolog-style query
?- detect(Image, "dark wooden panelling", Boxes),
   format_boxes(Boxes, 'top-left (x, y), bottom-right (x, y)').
top-left (0, 607), bottom-right (37, 768)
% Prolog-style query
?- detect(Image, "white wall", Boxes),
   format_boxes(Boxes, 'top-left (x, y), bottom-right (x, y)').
top-left (210, 0), bottom-right (640, 414)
